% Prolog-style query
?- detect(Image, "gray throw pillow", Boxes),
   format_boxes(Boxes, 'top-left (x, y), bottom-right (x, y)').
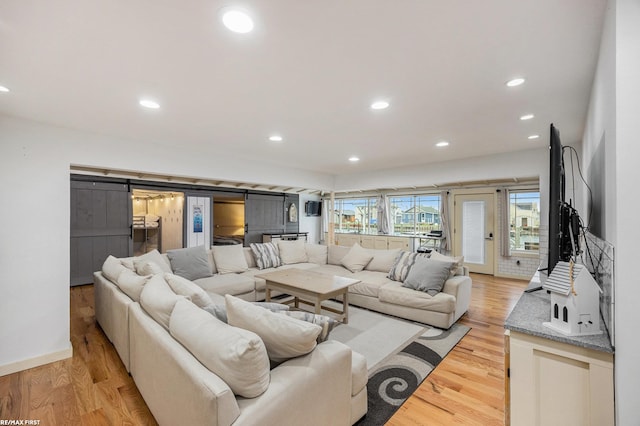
top-left (402, 257), bottom-right (455, 296)
top-left (387, 251), bottom-right (429, 282)
top-left (167, 245), bottom-right (213, 281)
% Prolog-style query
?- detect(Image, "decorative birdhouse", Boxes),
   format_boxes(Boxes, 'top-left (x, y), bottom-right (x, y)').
top-left (542, 261), bottom-right (602, 336)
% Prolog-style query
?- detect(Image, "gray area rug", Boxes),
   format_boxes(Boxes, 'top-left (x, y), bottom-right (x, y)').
top-left (330, 306), bottom-right (470, 426)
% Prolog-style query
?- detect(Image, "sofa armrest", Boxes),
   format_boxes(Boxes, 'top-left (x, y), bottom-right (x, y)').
top-left (442, 275), bottom-right (472, 322)
top-left (234, 340), bottom-right (353, 426)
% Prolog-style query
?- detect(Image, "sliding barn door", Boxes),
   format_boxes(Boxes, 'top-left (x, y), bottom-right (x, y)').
top-left (70, 179), bottom-right (132, 286)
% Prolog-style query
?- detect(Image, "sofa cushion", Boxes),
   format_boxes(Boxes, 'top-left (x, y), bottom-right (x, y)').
top-left (166, 245), bottom-right (213, 281)
top-left (387, 251), bottom-right (429, 282)
top-left (164, 273), bottom-right (214, 308)
top-left (340, 243), bottom-right (374, 273)
top-left (350, 271), bottom-right (394, 297)
top-left (365, 248), bottom-right (401, 273)
top-left (277, 240), bottom-right (308, 264)
top-left (194, 273), bottom-right (255, 297)
top-left (212, 245), bottom-right (249, 274)
top-left (203, 302), bottom-right (290, 323)
top-left (305, 243), bottom-right (328, 265)
top-left (242, 247), bottom-right (257, 269)
top-left (328, 245), bottom-right (351, 265)
top-left (250, 242), bottom-right (282, 269)
top-left (116, 268), bottom-right (152, 301)
top-left (134, 249), bottom-right (172, 274)
top-left (378, 281), bottom-right (456, 313)
top-left (403, 258), bottom-right (455, 296)
top-left (225, 295), bottom-right (322, 362)
top-left (351, 351), bottom-right (368, 396)
top-left (139, 274), bottom-right (185, 330)
top-left (276, 311), bottom-right (338, 343)
top-left (170, 299), bottom-right (270, 398)
top-left (102, 255), bottom-right (127, 283)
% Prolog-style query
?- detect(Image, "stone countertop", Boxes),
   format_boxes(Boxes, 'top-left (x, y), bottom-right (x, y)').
top-left (504, 289), bottom-right (614, 354)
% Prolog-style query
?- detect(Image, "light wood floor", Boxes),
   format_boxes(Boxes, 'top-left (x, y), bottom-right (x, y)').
top-left (0, 273), bottom-right (527, 425)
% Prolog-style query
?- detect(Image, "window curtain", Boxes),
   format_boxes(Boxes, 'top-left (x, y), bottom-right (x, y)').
top-left (376, 194), bottom-right (393, 234)
top-left (439, 191), bottom-right (451, 252)
top-left (500, 188), bottom-right (511, 257)
top-left (321, 198), bottom-right (330, 237)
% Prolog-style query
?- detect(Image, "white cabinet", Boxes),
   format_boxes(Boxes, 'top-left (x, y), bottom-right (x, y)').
top-left (336, 233), bottom-right (360, 247)
top-left (387, 236), bottom-right (411, 250)
top-left (507, 330), bottom-right (614, 426)
top-left (360, 235), bottom-right (389, 249)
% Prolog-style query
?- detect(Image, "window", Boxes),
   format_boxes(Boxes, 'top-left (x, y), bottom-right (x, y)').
top-left (509, 191), bottom-right (540, 251)
top-left (333, 197), bottom-right (377, 233)
top-left (389, 194), bottom-right (441, 234)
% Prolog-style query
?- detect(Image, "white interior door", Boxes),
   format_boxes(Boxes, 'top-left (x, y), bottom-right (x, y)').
top-left (454, 193), bottom-right (495, 274)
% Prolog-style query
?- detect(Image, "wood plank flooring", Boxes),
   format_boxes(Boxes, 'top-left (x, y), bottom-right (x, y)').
top-left (0, 273), bottom-right (526, 425)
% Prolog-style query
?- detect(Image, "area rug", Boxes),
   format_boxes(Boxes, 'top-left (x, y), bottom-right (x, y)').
top-left (329, 306), bottom-right (470, 426)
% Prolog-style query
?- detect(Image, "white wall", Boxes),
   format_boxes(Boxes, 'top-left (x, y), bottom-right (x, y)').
top-left (0, 114), bottom-right (333, 372)
top-left (298, 194), bottom-right (323, 244)
top-left (581, 0), bottom-right (640, 422)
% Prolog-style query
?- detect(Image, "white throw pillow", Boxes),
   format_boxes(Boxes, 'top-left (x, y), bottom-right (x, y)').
top-left (225, 295), bottom-right (321, 362)
top-left (429, 251), bottom-right (465, 277)
top-left (277, 240), bottom-right (308, 265)
top-left (170, 299), bottom-right (270, 398)
top-left (139, 274), bottom-right (185, 330)
top-left (328, 245), bottom-right (351, 265)
top-left (305, 244), bottom-right (328, 265)
top-left (164, 273), bottom-right (214, 308)
top-left (341, 243), bottom-right (374, 273)
top-left (102, 255), bottom-right (127, 283)
top-left (365, 248), bottom-right (402, 273)
top-left (116, 268), bottom-right (152, 301)
top-left (135, 260), bottom-right (165, 276)
top-left (134, 249), bottom-right (172, 274)
top-left (212, 245), bottom-right (249, 274)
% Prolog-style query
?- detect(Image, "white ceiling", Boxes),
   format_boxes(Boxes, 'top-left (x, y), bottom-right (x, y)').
top-left (0, 0), bottom-right (607, 176)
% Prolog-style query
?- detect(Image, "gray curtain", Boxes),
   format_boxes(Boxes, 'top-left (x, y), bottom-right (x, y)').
top-left (439, 191), bottom-right (451, 252)
top-left (500, 188), bottom-right (511, 257)
top-left (376, 194), bottom-right (393, 234)
top-left (321, 199), bottom-right (329, 237)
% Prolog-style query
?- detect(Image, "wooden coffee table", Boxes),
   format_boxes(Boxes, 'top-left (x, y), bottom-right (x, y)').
top-left (255, 269), bottom-right (360, 324)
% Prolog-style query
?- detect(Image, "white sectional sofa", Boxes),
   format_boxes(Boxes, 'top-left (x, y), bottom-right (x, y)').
top-left (94, 240), bottom-right (471, 425)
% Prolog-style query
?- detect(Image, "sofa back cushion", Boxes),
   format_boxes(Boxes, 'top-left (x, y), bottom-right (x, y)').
top-left (166, 245), bottom-right (213, 281)
top-left (139, 274), bottom-right (185, 330)
top-left (305, 243), bottom-right (328, 265)
top-left (170, 299), bottom-right (270, 398)
top-left (116, 269), bottom-right (152, 301)
top-left (365, 248), bottom-right (401, 273)
top-left (225, 295), bottom-right (321, 362)
top-left (212, 244), bottom-right (249, 274)
top-left (328, 245), bottom-right (351, 266)
top-left (243, 247), bottom-right (257, 268)
top-left (102, 255), bottom-right (127, 283)
top-left (164, 273), bottom-right (214, 308)
top-left (429, 251), bottom-right (465, 277)
top-left (133, 249), bottom-right (173, 274)
top-left (277, 240), bottom-right (308, 264)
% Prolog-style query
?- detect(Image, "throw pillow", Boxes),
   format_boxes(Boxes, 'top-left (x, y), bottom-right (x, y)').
top-left (116, 268), bottom-right (152, 301)
top-left (429, 251), bottom-right (465, 277)
top-left (102, 255), bottom-right (127, 283)
top-left (164, 273), bottom-right (214, 308)
top-left (139, 274), bottom-right (185, 330)
top-left (340, 243), bottom-right (374, 273)
top-left (203, 302), bottom-right (290, 324)
top-left (364, 248), bottom-right (402, 273)
top-left (166, 245), bottom-right (213, 281)
top-left (225, 295), bottom-right (322, 362)
top-left (134, 249), bottom-right (172, 273)
top-left (170, 299), bottom-right (270, 398)
top-left (328, 245), bottom-right (351, 265)
top-left (305, 243), bottom-right (328, 265)
top-left (212, 244), bottom-right (249, 274)
top-left (277, 311), bottom-right (338, 343)
top-left (250, 242), bottom-right (282, 269)
top-left (387, 251), bottom-right (429, 282)
top-left (402, 257), bottom-right (455, 296)
top-left (135, 260), bottom-right (165, 276)
top-left (277, 240), bottom-right (308, 264)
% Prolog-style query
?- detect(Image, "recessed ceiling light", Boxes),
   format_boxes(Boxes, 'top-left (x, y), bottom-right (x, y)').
top-left (139, 99), bottom-right (160, 109)
top-left (222, 9), bottom-right (254, 33)
top-left (0, 86), bottom-right (9, 93)
top-left (370, 101), bottom-right (389, 110)
top-left (528, 134), bottom-right (540, 140)
top-left (506, 78), bottom-right (526, 87)
top-left (520, 114), bottom-right (535, 120)
top-left (348, 156), bottom-right (360, 162)
top-left (269, 135), bottom-right (283, 142)
top-left (436, 141), bottom-right (450, 147)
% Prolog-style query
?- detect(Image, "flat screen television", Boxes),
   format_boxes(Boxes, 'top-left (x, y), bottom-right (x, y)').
top-left (305, 201), bottom-right (322, 216)
top-left (547, 124), bottom-right (581, 275)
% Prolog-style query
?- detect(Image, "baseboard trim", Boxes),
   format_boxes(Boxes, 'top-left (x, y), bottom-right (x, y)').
top-left (0, 344), bottom-right (73, 377)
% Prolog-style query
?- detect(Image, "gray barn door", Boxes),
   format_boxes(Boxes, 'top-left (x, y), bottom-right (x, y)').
top-left (70, 179), bottom-right (132, 286)
top-left (244, 193), bottom-right (286, 245)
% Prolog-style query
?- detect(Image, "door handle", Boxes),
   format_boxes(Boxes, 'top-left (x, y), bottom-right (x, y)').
top-left (485, 232), bottom-right (493, 241)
